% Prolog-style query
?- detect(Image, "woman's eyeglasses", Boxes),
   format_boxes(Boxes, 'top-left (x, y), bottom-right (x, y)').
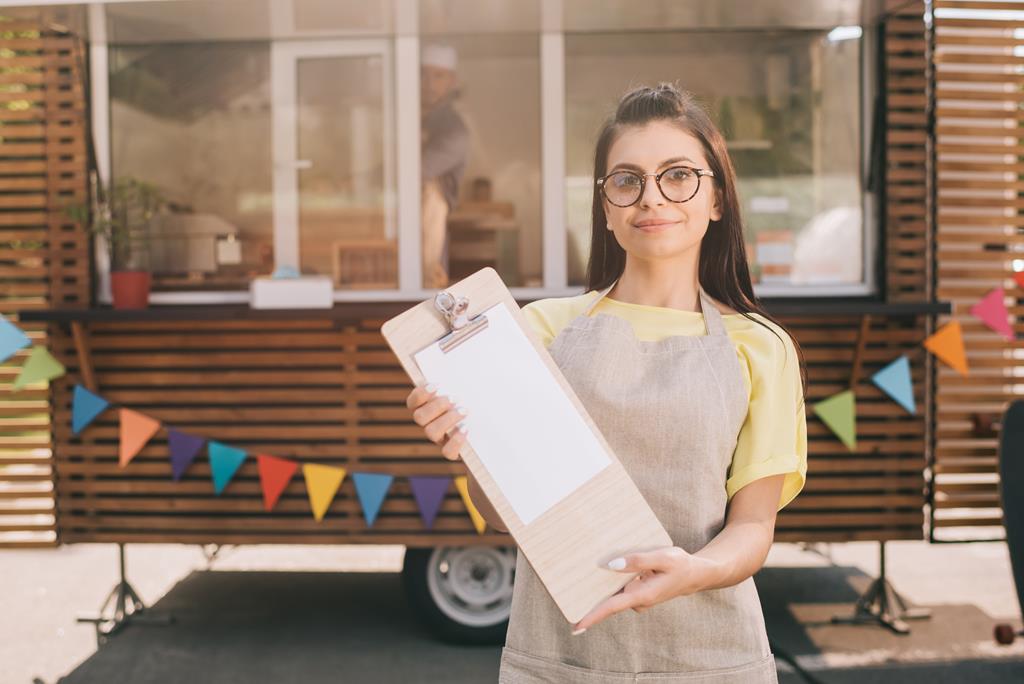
top-left (596, 166), bottom-right (715, 208)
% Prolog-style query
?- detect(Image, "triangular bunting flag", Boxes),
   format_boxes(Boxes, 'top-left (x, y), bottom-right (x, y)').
top-left (353, 473), bottom-right (394, 527)
top-left (0, 315), bottom-right (30, 363)
top-left (12, 347), bottom-right (65, 391)
top-left (303, 463), bottom-right (346, 522)
top-left (209, 441), bottom-right (247, 494)
top-left (812, 389), bottom-right (857, 451)
top-left (970, 287), bottom-right (1014, 341)
top-left (871, 356), bottom-right (916, 415)
top-left (72, 384), bottom-right (109, 434)
top-left (168, 429), bottom-right (205, 481)
top-left (409, 476), bottom-right (451, 530)
top-left (259, 454), bottom-right (299, 512)
top-left (924, 320), bottom-right (968, 376)
top-left (119, 408), bottom-right (161, 467)
top-left (454, 475), bottom-right (486, 535)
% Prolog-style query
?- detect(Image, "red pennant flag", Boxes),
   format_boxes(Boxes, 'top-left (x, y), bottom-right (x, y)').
top-left (1014, 271), bottom-right (1024, 290)
top-left (257, 454), bottom-right (298, 511)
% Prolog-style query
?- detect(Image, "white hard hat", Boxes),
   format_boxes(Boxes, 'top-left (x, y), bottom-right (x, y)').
top-left (422, 43), bottom-right (457, 71)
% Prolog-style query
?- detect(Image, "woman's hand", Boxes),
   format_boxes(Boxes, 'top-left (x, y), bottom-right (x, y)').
top-left (406, 383), bottom-right (469, 462)
top-left (405, 383), bottom-right (507, 532)
top-left (570, 546), bottom-right (723, 634)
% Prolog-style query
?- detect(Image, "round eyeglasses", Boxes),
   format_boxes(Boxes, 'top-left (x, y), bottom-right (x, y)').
top-left (596, 166), bottom-right (715, 208)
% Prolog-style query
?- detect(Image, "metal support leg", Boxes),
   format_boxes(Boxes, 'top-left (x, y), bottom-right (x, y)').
top-left (832, 541), bottom-right (931, 634)
top-left (77, 543), bottom-right (173, 645)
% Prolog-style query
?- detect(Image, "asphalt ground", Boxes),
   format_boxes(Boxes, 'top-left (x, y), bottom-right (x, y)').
top-left (3, 541), bottom-right (1023, 683)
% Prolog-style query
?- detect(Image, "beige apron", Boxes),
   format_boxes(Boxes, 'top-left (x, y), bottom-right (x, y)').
top-left (499, 283), bottom-right (777, 683)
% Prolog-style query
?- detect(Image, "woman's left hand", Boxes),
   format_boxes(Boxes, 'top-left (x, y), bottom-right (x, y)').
top-left (571, 546), bottom-right (722, 634)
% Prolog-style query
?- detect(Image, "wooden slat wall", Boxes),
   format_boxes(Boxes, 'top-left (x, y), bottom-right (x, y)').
top-left (774, 315), bottom-right (929, 542)
top-left (886, 1), bottom-right (932, 302)
top-left (47, 311), bottom-right (933, 546)
top-left (50, 317), bottom-right (502, 546)
top-left (932, 0), bottom-right (1024, 541)
top-left (0, 25), bottom-right (89, 548)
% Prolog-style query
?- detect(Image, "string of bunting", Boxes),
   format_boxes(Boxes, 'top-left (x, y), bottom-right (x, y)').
top-left (67, 384), bottom-right (487, 531)
top-left (0, 315), bottom-right (66, 390)
top-left (2, 314), bottom-right (485, 531)
top-left (1, 278), bottom-right (1012, 496)
top-left (810, 283), bottom-right (1013, 450)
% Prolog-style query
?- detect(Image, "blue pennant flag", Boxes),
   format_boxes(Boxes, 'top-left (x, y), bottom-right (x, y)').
top-left (72, 385), bottom-right (110, 434)
top-left (353, 473), bottom-right (394, 527)
top-left (0, 315), bottom-right (30, 364)
top-left (871, 355), bottom-right (916, 415)
top-left (209, 441), bottom-right (247, 495)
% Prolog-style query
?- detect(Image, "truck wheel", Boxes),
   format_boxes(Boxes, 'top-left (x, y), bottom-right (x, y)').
top-left (402, 546), bottom-right (514, 645)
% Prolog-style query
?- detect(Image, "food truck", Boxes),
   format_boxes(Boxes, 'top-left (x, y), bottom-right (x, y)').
top-left (2, 0), bottom-right (1013, 643)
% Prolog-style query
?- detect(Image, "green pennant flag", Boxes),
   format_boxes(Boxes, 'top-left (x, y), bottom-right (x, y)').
top-left (812, 389), bottom-right (857, 451)
top-left (12, 347), bottom-right (65, 391)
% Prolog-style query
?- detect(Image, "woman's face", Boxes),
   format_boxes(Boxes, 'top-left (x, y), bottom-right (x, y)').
top-left (602, 121), bottom-right (721, 263)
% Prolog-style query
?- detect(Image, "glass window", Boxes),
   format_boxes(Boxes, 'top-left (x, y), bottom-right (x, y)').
top-left (419, 35), bottom-right (542, 289)
top-left (111, 39), bottom-right (398, 293)
top-left (287, 45), bottom-right (396, 290)
top-left (565, 30), bottom-right (866, 294)
top-left (110, 42), bottom-right (274, 292)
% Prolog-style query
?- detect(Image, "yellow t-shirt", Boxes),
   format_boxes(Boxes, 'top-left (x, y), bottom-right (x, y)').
top-left (522, 291), bottom-right (807, 512)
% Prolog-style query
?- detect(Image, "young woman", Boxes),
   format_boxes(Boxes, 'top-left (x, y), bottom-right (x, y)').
top-left (405, 83), bottom-right (807, 683)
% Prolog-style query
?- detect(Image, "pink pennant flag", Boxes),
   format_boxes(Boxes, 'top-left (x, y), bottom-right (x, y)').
top-left (970, 287), bottom-right (1014, 341)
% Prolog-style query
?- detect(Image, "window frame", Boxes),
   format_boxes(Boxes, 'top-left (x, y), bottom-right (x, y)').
top-left (90, 1), bottom-right (878, 305)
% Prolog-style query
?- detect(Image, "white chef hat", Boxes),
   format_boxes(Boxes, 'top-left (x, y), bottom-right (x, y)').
top-left (422, 43), bottom-right (457, 71)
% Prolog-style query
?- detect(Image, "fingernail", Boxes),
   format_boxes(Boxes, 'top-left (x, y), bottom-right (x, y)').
top-left (425, 383), bottom-right (437, 393)
top-left (607, 558), bottom-right (626, 571)
top-left (571, 627), bottom-right (586, 636)
top-left (458, 421), bottom-right (468, 433)
top-left (456, 405), bottom-right (468, 415)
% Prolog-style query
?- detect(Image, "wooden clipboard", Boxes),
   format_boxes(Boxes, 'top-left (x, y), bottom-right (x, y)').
top-left (381, 267), bottom-right (671, 623)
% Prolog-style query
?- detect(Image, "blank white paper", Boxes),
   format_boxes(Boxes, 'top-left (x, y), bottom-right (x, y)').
top-left (414, 303), bottom-right (610, 526)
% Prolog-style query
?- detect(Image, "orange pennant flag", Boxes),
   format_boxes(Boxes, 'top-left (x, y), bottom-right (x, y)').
top-left (924, 320), bottom-right (968, 377)
top-left (119, 408), bottom-right (161, 468)
top-left (454, 475), bottom-right (486, 535)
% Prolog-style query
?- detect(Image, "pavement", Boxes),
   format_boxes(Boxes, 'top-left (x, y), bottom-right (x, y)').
top-left (2, 541), bottom-right (1023, 683)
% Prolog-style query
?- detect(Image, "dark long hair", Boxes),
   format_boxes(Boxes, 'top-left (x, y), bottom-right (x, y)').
top-left (586, 83), bottom-right (806, 392)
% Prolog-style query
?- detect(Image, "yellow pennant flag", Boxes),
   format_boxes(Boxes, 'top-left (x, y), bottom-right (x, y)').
top-left (119, 408), bottom-right (161, 467)
top-left (303, 463), bottom-right (346, 522)
top-left (454, 475), bottom-right (486, 535)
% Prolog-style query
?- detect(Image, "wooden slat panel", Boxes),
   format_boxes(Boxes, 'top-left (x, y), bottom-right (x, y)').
top-left (886, 2), bottom-right (930, 303)
top-left (932, 0), bottom-right (1021, 541)
top-left (0, 24), bottom-right (89, 548)
top-left (42, 307), bottom-right (930, 544)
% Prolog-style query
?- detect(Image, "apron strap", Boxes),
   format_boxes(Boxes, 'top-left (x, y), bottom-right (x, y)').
top-left (697, 288), bottom-right (728, 337)
top-left (583, 282), bottom-right (617, 317)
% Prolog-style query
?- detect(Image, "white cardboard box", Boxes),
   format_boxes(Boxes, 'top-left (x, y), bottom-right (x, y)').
top-left (250, 276), bottom-right (334, 309)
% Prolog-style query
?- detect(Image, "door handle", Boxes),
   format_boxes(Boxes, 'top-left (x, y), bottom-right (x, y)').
top-left (276, 159), bottom-right (313, 170)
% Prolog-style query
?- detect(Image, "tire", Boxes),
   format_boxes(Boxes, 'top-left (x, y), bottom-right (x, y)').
top-left (401, 545), bottom-right (515, 645)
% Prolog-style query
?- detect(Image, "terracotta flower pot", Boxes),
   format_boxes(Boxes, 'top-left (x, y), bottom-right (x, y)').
top-left (110, 270), bottom-right (151, 310)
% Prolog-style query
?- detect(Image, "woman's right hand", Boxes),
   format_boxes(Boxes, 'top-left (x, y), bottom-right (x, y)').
top-left (406, 383), bottom-right (469, 462)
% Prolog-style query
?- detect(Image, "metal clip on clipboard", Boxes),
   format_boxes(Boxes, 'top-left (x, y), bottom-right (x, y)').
top-left (434, 290), bottom-right (489, 353)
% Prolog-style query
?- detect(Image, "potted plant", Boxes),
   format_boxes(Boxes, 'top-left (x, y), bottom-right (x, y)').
top-left (68, 176), bottom-right (163, 309)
